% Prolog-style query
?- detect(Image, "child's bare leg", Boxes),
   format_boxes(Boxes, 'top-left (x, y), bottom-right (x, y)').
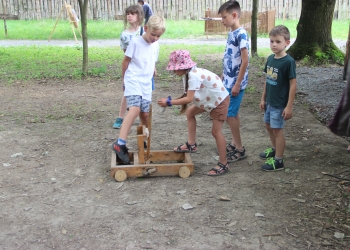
top-left (273, 128), bottom-right (285, 158)
top-left (265, 123), bottom-right (276, 148)
top-left (174, 105), bottom-right (204, 151)
top-left (118, 96), bottom-right (127, 118)
top-left (139, 112), bottom-right (149, 128)
top-left (226, 115), bottom-right (243, 151)
top-left (207, 119), bottom-right (229, 176)
top-left (230, 114), bottom-right (239, 146)
top-left (212, 120), bottom-right (226, 164)
top-left (119, 106), bottom-right (140, 140)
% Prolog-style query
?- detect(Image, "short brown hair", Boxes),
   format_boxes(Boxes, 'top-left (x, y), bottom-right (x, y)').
top-left (269, 25), bottom-right (290, 41)
top-left (218, 0), bottom-right (241, 17)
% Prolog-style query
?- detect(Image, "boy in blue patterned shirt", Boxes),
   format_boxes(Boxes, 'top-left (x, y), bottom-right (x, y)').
top-left (211, 0), bottom-right (249, 173)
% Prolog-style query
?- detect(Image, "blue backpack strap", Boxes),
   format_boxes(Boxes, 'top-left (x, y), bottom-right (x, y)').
top-left (140, 26), bottom-right (144, 35)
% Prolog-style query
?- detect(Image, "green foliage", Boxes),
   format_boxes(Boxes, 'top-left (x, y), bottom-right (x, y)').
top-left (0, 44), bottom-right (226, 81)
top-left (0, 19), bottom-right (347, 40)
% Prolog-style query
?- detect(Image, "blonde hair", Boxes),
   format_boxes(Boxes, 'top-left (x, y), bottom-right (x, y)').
top-left (145, 15), bottom-right (166, 33)
top-left (123, 5), bottom-right (144, 29)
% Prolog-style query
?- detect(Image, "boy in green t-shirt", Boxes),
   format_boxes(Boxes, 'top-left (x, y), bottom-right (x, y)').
top-left (259, 25), bottom-right (297, 171)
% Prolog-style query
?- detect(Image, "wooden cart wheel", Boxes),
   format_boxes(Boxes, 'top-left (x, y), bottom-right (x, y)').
top-left (178, 166), bottom-right (190, 178)
top-left (115, 170), bottom-right (127, 182)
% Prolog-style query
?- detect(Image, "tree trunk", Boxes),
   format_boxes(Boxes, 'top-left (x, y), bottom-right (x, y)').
top-left (288, 0), bottom-right (344, 64)
top-left (250, 0), bottom-right (258, 57)
top-left (78, 0), bottom-right (88, 75)
top-left (343, 23), bottom-right (350, 80)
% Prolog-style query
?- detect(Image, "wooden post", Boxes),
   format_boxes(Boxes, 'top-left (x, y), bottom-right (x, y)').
top-left (48, 6), bottom-right (64, 42)
top-left (48, 2), bottom-right (81, 43)
top-left (2, 0), bottom-right (7, 36)
top-left (343, 23), bottom-right (350, 80)
top-left (146, 104), bottom-right (152, 161)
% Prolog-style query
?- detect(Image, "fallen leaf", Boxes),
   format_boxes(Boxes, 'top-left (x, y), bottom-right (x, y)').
top-left (219, 196), bottom-right (231, 201)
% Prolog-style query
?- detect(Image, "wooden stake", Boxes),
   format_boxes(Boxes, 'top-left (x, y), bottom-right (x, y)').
top-left (48, 5), bottom-right (64, 42)
top-left (146, 104), bottom-right (152, 161)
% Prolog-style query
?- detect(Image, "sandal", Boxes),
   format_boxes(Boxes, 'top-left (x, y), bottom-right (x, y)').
top-left (227, 147), bottom-right (247, 163)
top-left (174, 142), bottom-right (197, 153)
top-left (216, 143), bottom-right (236, 155)
top-left (207, 162), bottom-right (229, 176)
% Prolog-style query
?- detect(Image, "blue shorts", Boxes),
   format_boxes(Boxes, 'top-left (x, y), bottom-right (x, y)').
top-left (226, 88), bottom-right (245, 117)
top-left (125, 95), bottom-right (151, 113)
top-left (263, 104), bottom-right (285, 129)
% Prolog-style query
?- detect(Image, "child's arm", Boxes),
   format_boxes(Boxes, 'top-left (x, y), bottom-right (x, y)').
top-left (158, 90), bottom-right (195, 107)
top-left (260, 82), bottom-right (267, 110)
top-left (282, 78), bottom-right (297, 120)
top-left (121, 55), bottom-right (131, 79)
top-left (121, 55), bottom-right (131, 89)
top-left (232, 48), bottom-right (249, 96)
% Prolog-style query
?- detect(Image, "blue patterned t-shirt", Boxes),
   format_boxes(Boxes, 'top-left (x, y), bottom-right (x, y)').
top-left (222, 27), bottom-right (249, 90)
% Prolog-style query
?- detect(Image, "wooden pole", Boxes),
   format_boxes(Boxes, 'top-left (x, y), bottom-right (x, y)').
top-left (343, 23), bottom-right (350, 80)
top-left (48, 5), bottom-right (64, 41)
top-left (2, 0), bottom-right (7, 36)
top-left (146, 104), bottom-right (152, 161)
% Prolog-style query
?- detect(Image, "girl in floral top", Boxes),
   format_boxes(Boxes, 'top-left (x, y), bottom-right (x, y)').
top-left (158, 50), bottom-right (231, 176)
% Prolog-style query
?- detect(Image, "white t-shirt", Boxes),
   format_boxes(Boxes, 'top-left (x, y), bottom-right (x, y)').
top-left (188, 67), bottom-right (229, 112)
top-left (124, 36), bottom-right (159, 101)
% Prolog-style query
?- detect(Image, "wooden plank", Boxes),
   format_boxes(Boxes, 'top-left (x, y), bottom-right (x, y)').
top-left (110, 162), bottom-right (194, 178)
top-left (0, 14), bottom-right (19, 19)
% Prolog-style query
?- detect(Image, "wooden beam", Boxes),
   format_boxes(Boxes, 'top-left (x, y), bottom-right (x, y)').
top-left (0, 14), bottom-right (19, 20)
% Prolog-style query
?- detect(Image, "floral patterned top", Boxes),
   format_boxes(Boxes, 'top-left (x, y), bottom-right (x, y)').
top-left (188, 67), bottom-right (229, 112)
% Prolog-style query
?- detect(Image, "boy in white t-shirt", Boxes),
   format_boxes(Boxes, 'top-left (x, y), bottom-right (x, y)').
top-left (112, 15), bottom-right (166, 164)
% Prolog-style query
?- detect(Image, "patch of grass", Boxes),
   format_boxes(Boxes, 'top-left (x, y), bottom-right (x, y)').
top-left (275, 19), bottom-right (348, 40)
top-left (245, 86), bottom-right (257, 94)
top-left (1, 19), bottom-right (348, 40)
top-left (0, 44), bottom-right (226, 81)
top-left (172, 106), bottom-right (181, 116)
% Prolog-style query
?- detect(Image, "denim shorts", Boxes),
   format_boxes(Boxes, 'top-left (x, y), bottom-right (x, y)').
top-left (227, 88), bottom-right (245, 118)
top-left (125, 95), bottom-right (151, 112)
top-left (263, 104), bottom-right (285, 129)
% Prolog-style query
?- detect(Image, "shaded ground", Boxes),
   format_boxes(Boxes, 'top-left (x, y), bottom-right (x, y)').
top-left (0, 55), bottom-right (350, 249)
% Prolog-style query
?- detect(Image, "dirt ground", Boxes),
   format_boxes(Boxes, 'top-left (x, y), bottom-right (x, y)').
top-left (1, 58), bottom-right (350, 250)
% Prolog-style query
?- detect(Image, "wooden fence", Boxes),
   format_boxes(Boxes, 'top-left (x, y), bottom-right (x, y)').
top-left (1, 0), bottom-right (350, 21)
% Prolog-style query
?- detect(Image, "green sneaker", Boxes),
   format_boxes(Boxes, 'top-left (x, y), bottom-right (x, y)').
top-left (113, 118), bottom-right (123, 129)
top-left (259, 148), bottom-right (275, 159)
top-left (261, 158), bottom-right (284, 171)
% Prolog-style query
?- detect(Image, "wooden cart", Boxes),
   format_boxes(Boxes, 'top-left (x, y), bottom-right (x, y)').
top-left (110, 107), bottom-right (194, 182)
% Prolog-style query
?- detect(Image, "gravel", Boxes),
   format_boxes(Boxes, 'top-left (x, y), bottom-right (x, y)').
top-left (296, 66), bottom-right (346, 124)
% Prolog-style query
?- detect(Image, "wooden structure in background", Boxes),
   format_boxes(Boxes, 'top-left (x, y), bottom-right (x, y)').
top-left (0, 0), bottom-right (349, 21)
top-left (110, 124), bottom-right (194, 182)
top-left (48, 2), bottom-right (81, 43)
top-left (202, 9), bottom-right (229, 36)
top-left (202, 8), bottom-right (275, 36)
top-left (241, 9), bottom-right (276, 34)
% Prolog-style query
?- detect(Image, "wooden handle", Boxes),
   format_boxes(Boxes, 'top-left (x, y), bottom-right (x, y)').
top-left (146, 104), bottom-right (152, 160)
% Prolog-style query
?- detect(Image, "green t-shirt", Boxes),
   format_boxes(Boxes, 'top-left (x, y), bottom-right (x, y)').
top-left (264, 54), bottom-right (296, 108)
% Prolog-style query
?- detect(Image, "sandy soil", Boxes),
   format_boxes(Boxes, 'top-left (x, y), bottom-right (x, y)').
top-left (0, 58), bottom-right (349, 250)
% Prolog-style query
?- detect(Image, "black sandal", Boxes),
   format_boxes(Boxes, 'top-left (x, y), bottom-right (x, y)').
top-left (174, 142), bottom-right (197, 153)
top-left (216, 143), bottom-right (236, 155)
top-left (227, 147), bottom-right (247, 163)
top-left (207, 162), bottom-right (229, 176)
